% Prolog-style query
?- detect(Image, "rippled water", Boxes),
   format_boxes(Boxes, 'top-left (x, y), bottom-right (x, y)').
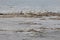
top-left (0, 0), bottom-right (60, 40)
top-left (0, 17), bottom-right (60, 40)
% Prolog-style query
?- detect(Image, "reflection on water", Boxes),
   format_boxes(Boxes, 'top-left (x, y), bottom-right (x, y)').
top-left (23, 30), bottom-right (60, 40)
top-left (0, 17), bottom-right (60, 40)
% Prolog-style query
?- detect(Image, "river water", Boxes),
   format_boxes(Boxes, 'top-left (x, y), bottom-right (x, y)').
top-left (0, 17), bottom-right (60, 40)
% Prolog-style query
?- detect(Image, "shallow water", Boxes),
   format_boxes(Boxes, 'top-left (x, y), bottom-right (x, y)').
top-left (0, 17), bottom-right (60, 30)
top-left (0, 17), bottom-right (60, 40)
top-left (0, 31), bottom-right (60, 40)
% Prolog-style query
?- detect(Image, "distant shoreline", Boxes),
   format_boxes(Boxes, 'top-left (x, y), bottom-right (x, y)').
top-left (0, 11), bottom-right (60, 18)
